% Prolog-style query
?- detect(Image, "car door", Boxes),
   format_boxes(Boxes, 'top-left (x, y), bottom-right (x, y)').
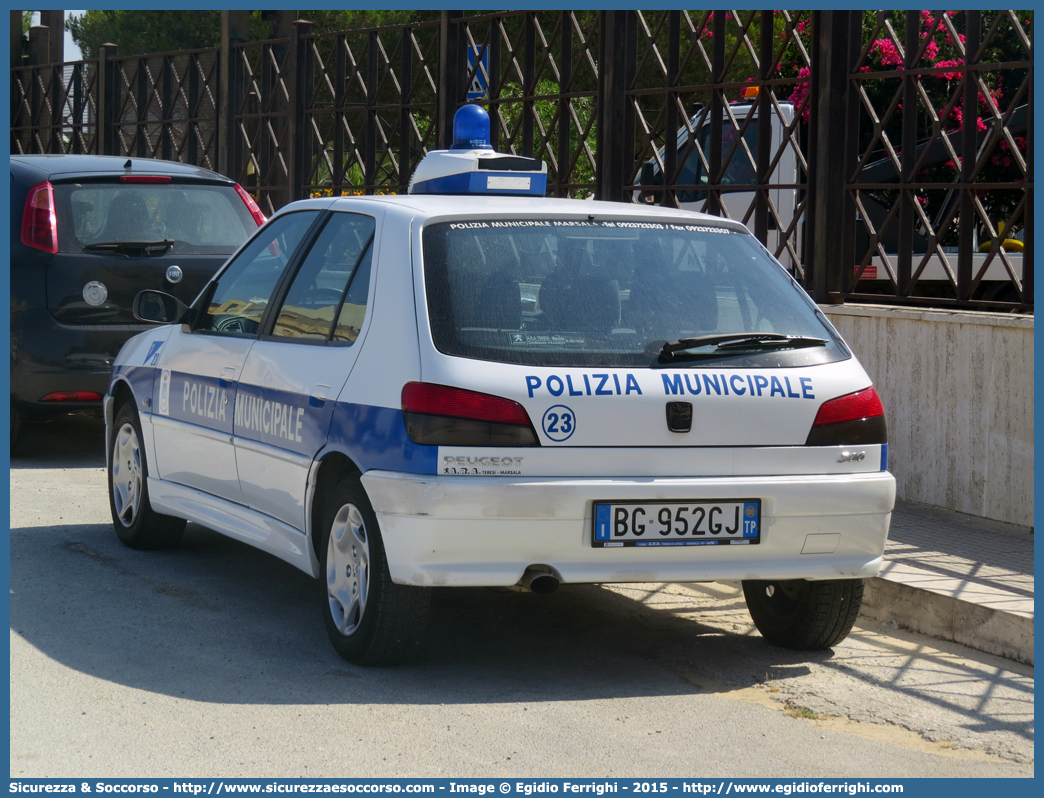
top-left (234, 209), bottom-right (381, 530)
top-left (151, 210), bottom-right (323, 503)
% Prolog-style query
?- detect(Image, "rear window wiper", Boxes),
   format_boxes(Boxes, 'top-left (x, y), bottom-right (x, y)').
top-left (656, 332), bottom-right (828, 363)
top-left (84, 239), bottom-right (174, 256)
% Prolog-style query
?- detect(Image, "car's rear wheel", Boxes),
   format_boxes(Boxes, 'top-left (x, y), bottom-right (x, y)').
top-left (319, 475), bottom-right (429, 665)
top-left (742, 578), bottom-right (863, 650)
top-left (108, 402), bottom-right (186, 549)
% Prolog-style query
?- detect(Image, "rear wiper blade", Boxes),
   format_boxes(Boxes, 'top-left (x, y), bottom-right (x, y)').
top-left (84, 239), bottom-right (174, 255)
top-left (717, 334), bottom-right (828, 350)
top-left (657, 333), bottom-right (827, 362)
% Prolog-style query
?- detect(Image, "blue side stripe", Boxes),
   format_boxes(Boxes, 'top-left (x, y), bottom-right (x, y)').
top-left (111, 364), bottom-right (156, 409)
top-left (112, 364), bottom-right (436, 476)
top-left (327, 401), bottom-right (438, 475)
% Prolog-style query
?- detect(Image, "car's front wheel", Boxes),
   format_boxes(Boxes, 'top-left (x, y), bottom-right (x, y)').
top-left (319, 475), bottom-right (429, 665)
top-left (742, 578), bottom-right (863, 650)
top-left (108, 401), bottom-right (186, 549)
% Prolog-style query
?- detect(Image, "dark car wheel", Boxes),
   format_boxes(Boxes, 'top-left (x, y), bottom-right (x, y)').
top-left (319, 475), bottom-right (430, 666)
top-left (108, 401), bottom-right (186, 549)
top-left (742, 578), bottom-right (864, 650)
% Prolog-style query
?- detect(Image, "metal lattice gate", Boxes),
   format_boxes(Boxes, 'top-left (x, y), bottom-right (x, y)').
top-left (11, 9), bottom-right (1033, 310)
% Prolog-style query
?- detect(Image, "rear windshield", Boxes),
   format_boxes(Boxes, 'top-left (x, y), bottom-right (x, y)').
top-left (422, 219), bottom-right (848, 368)
top-left (54, 182), bottom-right (256, 255)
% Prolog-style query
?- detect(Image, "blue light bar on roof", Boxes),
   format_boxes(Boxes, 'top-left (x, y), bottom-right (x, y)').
top-left (408, 106), bottom-right (548, 196)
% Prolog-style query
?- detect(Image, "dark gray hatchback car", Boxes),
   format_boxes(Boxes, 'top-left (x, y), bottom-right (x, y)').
top-left (10, 154), bottom-right (265, 448)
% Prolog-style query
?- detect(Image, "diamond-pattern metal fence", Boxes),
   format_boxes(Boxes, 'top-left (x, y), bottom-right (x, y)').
top-left (10, 10), bottom-right (1033, 310)
top-left (845, 10), bottom-right (1033, 306)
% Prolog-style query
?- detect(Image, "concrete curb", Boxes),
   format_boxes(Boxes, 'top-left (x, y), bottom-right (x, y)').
top-left (861, 561), bottom-right (1034, 665)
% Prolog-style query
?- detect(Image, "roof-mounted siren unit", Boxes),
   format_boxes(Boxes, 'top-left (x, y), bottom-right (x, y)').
top-left (408, 105), bottom-right (548, 196)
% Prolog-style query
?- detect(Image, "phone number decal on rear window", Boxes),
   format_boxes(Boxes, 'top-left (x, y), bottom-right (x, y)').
top-left (665, 223), bottom-right (733, 234)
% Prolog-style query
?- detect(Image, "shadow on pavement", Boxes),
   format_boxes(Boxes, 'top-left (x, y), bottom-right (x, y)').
top-left (11, 414), bottom-right (107, 469)
top-left (10, 517), bottom-right (827, 707)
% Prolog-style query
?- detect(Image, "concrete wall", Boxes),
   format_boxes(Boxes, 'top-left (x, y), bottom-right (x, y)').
top-left (821, 304), bottom-right (1033, 528)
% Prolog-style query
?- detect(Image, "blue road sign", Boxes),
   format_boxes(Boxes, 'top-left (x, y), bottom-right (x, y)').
top-left (467, 45), bottom-right (489, 100)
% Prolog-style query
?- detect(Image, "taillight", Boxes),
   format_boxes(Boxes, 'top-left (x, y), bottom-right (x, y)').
top-left (235, 183), bottom-right (267, 226)
top-left (40, 391), bottom-right (103, 402)
top-left (805, 386), bottom-right (887, 446)
top-left (119, 175), bottom-right (171, 183)
top-left (401, 382), bottom-right (539, 447)
top-left (21, 181), bottom-right (58, 254)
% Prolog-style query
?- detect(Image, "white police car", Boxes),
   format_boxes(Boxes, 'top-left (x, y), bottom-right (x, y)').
top-left (106, 105), bottom-right (895, 665)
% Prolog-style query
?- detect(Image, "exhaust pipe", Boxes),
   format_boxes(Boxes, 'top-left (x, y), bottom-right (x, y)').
top-left (518, 565), bottom-right (560, 595)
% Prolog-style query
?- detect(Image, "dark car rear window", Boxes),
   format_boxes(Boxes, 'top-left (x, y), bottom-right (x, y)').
top-left (422, 219), bottom-right (848, 368)
top-left (53, 182), bottom-right (256, 255)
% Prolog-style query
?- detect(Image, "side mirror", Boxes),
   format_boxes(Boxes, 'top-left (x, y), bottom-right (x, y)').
top-left (133, 290), bottom-right (190, 324)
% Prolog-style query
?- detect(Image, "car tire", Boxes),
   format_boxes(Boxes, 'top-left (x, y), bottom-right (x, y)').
top-left (108, 401), bottom-right (186, 549)
top-left (11, 411), bottom-right (24, 453)
top-left (742, 578), bottom-right (863, 650)
top-left (319, 474), bottom-right (430, 666)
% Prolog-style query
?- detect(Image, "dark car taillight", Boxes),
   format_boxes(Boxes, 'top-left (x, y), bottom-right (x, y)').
top-left (401, 382), bottom-right (540, 447)
top-left (21, 181), bottom-right (57, 254)
top-left (40, 391), bottom-right (103, 402)
top-left (234, 183), bottom-right (267, 226)
top-left (805, 386), bottom-right (887, 446)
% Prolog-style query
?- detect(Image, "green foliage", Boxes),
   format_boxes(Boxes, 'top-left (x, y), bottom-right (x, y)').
top-left (302, 10), bottom-right (441, 32)
top-left (66, 11), bottom-right (223, 59)
top-left (22, 11), bottom-right (33, 34)
top-left (65, 10), bottom-right (441, 60)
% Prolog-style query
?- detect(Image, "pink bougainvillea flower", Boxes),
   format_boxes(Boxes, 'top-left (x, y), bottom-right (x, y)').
top-left (933, 59), bottom-right (963, 81)
top-left (872, 38), bottom-right (904, 66)
top-left (787, 67), bottom-right (812, 122)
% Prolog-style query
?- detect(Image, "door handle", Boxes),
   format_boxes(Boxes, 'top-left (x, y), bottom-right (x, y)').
top-left (310, 383), bottom-right (330, 407)
top-left (219, 367), bottom-right (237, 389)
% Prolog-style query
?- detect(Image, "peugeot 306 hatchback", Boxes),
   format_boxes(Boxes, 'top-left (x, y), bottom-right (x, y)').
top-left (105, 106), bottom-right (894, 665)
top-left (10, 154), bottom-right (265, 449)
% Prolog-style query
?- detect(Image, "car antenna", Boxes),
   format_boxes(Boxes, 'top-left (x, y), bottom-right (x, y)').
top-left (124, 158), bottom-right (132, 169)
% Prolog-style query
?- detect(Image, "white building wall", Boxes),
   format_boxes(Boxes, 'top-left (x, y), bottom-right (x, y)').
top-left (821, 304), bottom-right (1033, 528)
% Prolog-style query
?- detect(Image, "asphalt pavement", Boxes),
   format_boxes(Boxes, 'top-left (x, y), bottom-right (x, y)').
top-left (8, 415), bottom-right (1035, 778)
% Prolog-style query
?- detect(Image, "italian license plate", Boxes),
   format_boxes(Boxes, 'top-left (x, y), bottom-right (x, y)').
top-left (592, 500), bottom-right (761, 547)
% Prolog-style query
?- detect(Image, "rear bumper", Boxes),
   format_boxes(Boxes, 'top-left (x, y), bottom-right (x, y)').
top-left (11, 309), bottom-right (151, 420)
top-left (360, 470), bottom-right (896, 587)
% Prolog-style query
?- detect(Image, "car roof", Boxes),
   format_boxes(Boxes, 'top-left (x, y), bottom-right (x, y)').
top-left (9, 154), bottom-right (234, 183)
top-left (308, 193), bottom-right (748, 232)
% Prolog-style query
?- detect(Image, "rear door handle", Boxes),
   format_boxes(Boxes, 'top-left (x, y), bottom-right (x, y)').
top-left (310, 383), bottom-right (331, 407)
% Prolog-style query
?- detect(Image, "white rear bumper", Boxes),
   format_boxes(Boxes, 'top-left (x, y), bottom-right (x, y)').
top-left (360, 471), bottom-right (896, 587)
